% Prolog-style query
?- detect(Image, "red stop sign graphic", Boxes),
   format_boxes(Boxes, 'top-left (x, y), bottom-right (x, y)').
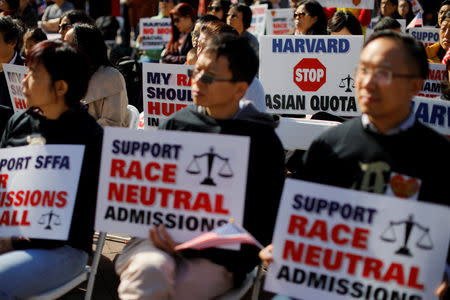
top-left (293, 58), bottom-right (326, 92)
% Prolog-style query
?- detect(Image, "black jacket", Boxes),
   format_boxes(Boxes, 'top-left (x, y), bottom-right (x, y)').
top-left (1, 107), bottom-right (103, 254)
top-left (160, 104), bottom-right (285, 286)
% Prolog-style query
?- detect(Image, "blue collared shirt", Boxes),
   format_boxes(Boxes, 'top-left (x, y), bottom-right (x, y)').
top-left (361, 110), bottom-right (416, 135)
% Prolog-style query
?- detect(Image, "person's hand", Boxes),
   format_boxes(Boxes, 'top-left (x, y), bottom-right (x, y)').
top-left (259, 244), bottom-right (273, 268)
top-left (149, 224), bottom-right (178, 255)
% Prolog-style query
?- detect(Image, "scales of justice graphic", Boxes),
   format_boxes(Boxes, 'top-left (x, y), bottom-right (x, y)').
top-left (339, 74), bottom-right (355, 92)
top-left (186, 147), bottom-right (233, 186)
top-left (38, 210), bottom-right (61, 230)
top-left (380, 214), bottom-right (433, 256)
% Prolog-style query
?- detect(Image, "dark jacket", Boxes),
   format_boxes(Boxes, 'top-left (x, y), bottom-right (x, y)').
top-left (160, 31), bottom-right (193, 64)
top-left (0, 53), bottom-right (25, 109)
top-left (160, 103), bottom-right (285, 286)
top-left (1, 107), bottom-right (103, 254)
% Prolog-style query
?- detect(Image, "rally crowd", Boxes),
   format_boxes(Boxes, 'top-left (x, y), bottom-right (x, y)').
top-left (0, 0), bottom-right (448, 299)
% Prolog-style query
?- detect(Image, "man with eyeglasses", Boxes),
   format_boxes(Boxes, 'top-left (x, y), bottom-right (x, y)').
top-left (115, 34), bottom-right (285, 300)
top-left (298, 30), bottom-right (449, 205)
top-left (297, 31), bottom-right (450, 298)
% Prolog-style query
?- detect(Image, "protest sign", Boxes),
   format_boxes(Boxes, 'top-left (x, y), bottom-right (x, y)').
top-left (417, 63), bottom-right (447, 98)
top-left (320, 0), bottom-right (374, 9)
top-left (260, 35), bottom-right (363, 116)
top-left (409, 27), bottom-right (439, 47)
top-left (410, 0), bottom-right (423, 14)
top-left (412, 96), bottom-right (450, 137)
top-left (0, 145), bottom-right (84, 240)
top-left (275, 118), bottom-right (339, 150)
top-left (366, 18), bottom-right (406, 40)
top-left (2, 64), bottom-right (28, 113)
top-left (142, 63), bottom-right (193, 129)
top-left (95, 127), bottom-right (250, 247)
top-left (265, 178), bottom-right (450, 300)
top-left (139, 18), bottom-right (172, 50)
top-left (266, 9), bottom-right (294, 35)
top-left (248, 4), bottom-right (268, 39)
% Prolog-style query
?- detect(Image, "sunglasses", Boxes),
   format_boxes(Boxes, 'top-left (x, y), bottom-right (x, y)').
top-left (58, 23), bottom-right (71, 31)
top-left (188, 69), bottom-right (237, 85)
top-left (294, 11), bottom-right (307, 18)
top-left (207, 6), bottom-right (222, 12)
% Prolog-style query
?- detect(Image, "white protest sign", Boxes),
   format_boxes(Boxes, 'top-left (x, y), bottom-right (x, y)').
top-left (95, 127), bottom-right (250, 248)
top-left (248, 4), bottom-right (268, 39)
top-left (275, 118), bottom-right (339, 150)
top-left (366, 18), bottom-right (406, 40)
top-left (412, 96), bottom-right (450, 137)
top-left (0, 145), bottom-right (84, 239)
top-left (139, 18), bottom-right (172, 50)
top-left (409, 27), bottom-right (439, 48)
top-left (265, 9), bottom-right (294, 35)
top-left (265, 178), bottom-right (450, 300)
top-left (320, 0), bottom-right (374, 9)
top-left (142, 63), bottom-right (193, 129)
top-left (410, 0), bottom-right (423, 14)
top-left (260, 35), bottom-right (363, 116)
top-left (417, 63), bottom-right (447, 98)
top-left (2, 64), bottom-right (28, 113)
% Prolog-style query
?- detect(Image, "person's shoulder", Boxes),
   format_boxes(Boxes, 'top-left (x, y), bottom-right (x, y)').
top-left (412, 120), bottom-right (449, 147)
top-left (315, 117), bottom-right (361, 142)
top-left (160, 106), bottom-right (211, 130)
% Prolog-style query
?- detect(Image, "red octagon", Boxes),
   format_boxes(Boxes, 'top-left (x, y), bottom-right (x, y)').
top-left (293, 58), bottom-right (326, 92)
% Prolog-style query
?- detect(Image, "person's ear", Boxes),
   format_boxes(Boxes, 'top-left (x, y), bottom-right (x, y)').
top-left (232, 81), bottom-right (249, 103)
top-left (408, 78), bottom-right (423, 97)
top-left (54, 80), bottom-right (68, 97)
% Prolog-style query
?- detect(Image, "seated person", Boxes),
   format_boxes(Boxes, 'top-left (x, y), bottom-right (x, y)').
top-left (0, 16), bottom-right (24, 109)
top-left (328, 10), bottom-right (363, 35)
top-left (65, 24), bottom-right (130, 127)
top-left (115, 34), bottom-right (285, 300)
top-left (427, 11), bottom-right (450, 63)
top-left (0, 40), bottom-right (103, 298)
top-left (40, 0), bottom-right (74, 33)
top-left (373, 16), bottom-right (402, 32)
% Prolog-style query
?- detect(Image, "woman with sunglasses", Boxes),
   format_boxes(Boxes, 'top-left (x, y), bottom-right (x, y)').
top-left (0, 40), bottom-right (103, 299)
top-left (57, 9), bottom-right (94, 39)
top-left (294, 0), bottom-right (327, 35)
top-left (161, 3), bottom-right (196, 64)
top-left (207, 0), bottom-right (231, 23)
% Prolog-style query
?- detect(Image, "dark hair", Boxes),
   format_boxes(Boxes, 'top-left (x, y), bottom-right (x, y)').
top-left (167, 3), bottom-right (196, 54)
top-left (0, 16), bottom-right (23, 51)
top-left (364, 30), bottom-right (428, 79)
top-left (328, 11), bottom-right (362, 35)
top-left (441, 0), bottom-right (450, 8)
top-left (204, 33), bottom-right (258, 84)
top-left (70, 23), bottom-right (110, 75)
top-left (373, 16), bottom-right (401, 31)
top-left (298, 0), bottom-right (328, 35)
top-left (26, 40), bottom-right (90, 110)
top-left (230, 3), bottom-right (252, 30)
top-left (208, 0), bottom-right (231, 22)
top-left (201, 20), bottom-right (238, 36)
top-left (60, 9), bottom-right (94, 26)
top-left (4, 0), bottom-right (19, 10)
top-left (196, 14), bottom-right (220, 25)
top-left (24, 28), bottom-right (47, 44)
top-left (382, 0), bottom-right (398, 5)
top-left (440, 10), bottom-right (450, 25)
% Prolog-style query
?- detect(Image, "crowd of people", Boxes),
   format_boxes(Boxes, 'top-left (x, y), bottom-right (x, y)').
top-left (0, 0), bottom-right (448, 299)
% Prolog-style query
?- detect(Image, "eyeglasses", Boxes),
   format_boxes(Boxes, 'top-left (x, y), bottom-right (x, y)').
top-left (58, 23), bottom-right (71, 32)
top-left (188, 69), bottom-right (237, 85)
top-left (354, 65), bottom-right (420, 85)
top-left (207, 6), bottom-right (222, 12)
top-left (294, 11), bottom-right (307, 18)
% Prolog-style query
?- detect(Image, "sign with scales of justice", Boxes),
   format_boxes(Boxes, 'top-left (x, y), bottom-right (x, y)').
top-left (380, 214), bottom-right (433, 256)
top-left (339, 74), bottom-right (355, 92)
top-left (38, 210), bottom-right (61, 230)
top-left (186, 147), bottom-right (233, 186)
